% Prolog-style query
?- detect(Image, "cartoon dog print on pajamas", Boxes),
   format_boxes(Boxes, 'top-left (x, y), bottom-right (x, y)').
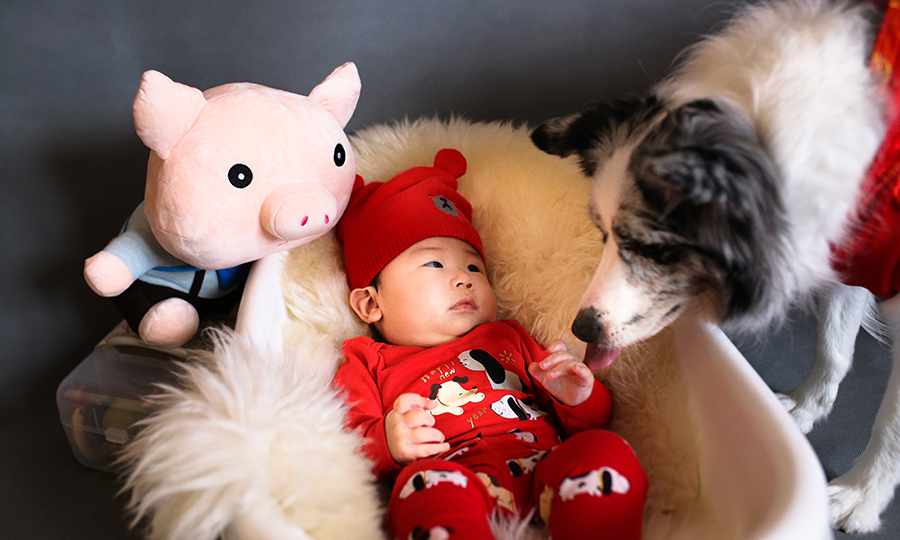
top-left (490, 394), bottom-right (545, 421)
top-left (443, 445), bottom-right (472, 461)
top-left (538, 484), bottom-right (555, 525)
top-left (559, 466), bottom-right (631, 501)
top-left (428, 376), bottom-right (485, 416)
top-left (398, 469), bottom-right (470, 500)
top-left (506, 449), bottom-right (549, 477)
top-left (507, 428), bottom-right (537, 444)
top-left (475, 472), bottom-right (517, 514)
top-left (458, 349), bottom-right (523, 392)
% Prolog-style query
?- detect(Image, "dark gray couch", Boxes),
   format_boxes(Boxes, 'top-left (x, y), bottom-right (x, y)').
top-left (1, 0), bottom-right (895, 538)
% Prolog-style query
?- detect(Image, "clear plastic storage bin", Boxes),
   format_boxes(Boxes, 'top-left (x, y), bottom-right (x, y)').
top-left (56, 338), bottom-right (178, 472)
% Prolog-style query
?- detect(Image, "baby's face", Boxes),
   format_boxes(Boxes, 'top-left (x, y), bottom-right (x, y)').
top-left (375, 237), bottom-right (497, 347)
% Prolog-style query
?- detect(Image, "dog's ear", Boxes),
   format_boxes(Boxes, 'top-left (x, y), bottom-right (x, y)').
top-left (636, 98), bottom-right (788, 325)
top-left (531, 97), bottom-right (659, 176)
top-left (642, 99), bottom-right (777, 208)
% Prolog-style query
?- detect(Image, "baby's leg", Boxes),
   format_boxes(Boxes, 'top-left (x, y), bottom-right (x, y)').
top-left (387, 458), bottom-right (495, 540)
top-left (533, 430), bottom-right (647, 540)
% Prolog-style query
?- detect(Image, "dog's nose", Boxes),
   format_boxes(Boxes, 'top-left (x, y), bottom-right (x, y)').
top-left (572, 307), bottom-right (603, 343)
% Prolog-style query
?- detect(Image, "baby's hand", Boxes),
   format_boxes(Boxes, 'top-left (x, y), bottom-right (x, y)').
top-left (385, 393), bottom-right (450, 464)
top-left (528, 340), bottom-right (595, 407)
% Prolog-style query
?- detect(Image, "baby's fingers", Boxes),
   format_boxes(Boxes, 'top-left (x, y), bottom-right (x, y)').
top-left (405, 427), bottom-right (449, 459)
top-left (423, 398), bottom-right (440, 411)
top-left (536, 357), bottom-right (592, 383)
top-left (400, 408), bottom-right (437, 429)
top-left (411, 441), bottom-right (452, 460)
top-left (411, 426), bottom-right (446, 445)
top-left (561, 360), bottom-right (595, 383)
top-left (537, 350), bottom-right (577, 372)
top-left (393, 392), bottom-right (428, 415)
top-left (548, 340), bottom-right (569, 353)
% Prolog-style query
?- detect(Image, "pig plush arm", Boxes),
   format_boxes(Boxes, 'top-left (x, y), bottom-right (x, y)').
top-left (84, 202), bottom-right (181, 297)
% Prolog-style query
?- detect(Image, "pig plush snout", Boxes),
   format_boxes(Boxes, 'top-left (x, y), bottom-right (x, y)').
top-left (260, 182), bottom-right (340, 241)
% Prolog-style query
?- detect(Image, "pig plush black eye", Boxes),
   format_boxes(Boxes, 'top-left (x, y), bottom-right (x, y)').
top-left (228, 163), bottom-right (252, 188)
top-left (334, 144), bottom-right (346, 167)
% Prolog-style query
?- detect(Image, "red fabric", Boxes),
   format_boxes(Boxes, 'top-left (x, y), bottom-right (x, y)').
top-left (335, 148), bottom-right (485, 290)
top-left (386, 459), bottom-right (499, 540)
top-left (531, 431), bottom-right (647, 540)
top-left (333, 320), bottom-right (613, 479)
top-left (831, 1), bottom-right (900, 299)
top-left (386, 430), bottom-right (647, 540)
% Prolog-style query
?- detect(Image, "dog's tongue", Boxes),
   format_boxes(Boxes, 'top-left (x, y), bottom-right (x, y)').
top-left (584, 343), bottom-right (621, 371)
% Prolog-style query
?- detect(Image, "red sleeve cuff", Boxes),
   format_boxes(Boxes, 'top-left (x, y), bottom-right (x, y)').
top-left (552, 380), bottom-right (613, 436)
top-left (359, 415), bottom-right (403, 479)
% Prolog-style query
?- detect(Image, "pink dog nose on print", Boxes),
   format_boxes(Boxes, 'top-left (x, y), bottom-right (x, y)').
top-left (261, 183), bottom-right (339, 241)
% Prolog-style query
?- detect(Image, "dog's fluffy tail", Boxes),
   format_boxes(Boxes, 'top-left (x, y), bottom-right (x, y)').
top-left (118, 329), bottom-right (385, 540)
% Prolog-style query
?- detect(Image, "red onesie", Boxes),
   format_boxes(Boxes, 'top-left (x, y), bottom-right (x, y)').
top-left (334, 320), bottom-right (647, 540)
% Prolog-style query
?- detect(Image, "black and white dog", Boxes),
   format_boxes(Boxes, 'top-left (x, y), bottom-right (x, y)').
top-left (532, 0), bottom-right (900, 533)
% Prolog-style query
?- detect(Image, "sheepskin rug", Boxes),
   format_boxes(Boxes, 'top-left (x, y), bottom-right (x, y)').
top-left (119, 117), bottom-right (701, 540)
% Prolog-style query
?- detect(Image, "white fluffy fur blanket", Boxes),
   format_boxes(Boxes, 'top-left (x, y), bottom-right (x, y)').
top-left (120, 118), bottom-right (700, 540)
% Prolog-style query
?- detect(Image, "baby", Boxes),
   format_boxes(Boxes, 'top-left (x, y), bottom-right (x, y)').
top-left (334, 149), bottom-right (647, 540)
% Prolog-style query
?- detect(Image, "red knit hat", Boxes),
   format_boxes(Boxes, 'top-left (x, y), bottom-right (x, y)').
top-left (337, 148), bottom-right (484, 290)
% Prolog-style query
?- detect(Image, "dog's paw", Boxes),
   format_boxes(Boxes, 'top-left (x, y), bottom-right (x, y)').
top-left (775, 392), bottom-right (820, 434)
top-left (829, 480), bottom-right (884, 534)
top-left (776, 380), bottom-right (840, 434)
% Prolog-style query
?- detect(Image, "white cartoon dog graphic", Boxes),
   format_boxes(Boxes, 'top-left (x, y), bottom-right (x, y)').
top-left (490, 394), bottom-right (544, 421)
top-left (559, 467), bottom-right (631, 501)
top-left (399, 469), bottom-right (469, 499)
top-left (506, 450), bottom-right (549, 477)
top-left (458, 349), bottom-right (523, 392)
top-left (428, 376), bottom-right (484, 416)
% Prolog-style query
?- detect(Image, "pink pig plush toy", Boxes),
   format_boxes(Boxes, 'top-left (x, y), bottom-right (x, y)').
top-left (84, 63), bottom-right (362, 348)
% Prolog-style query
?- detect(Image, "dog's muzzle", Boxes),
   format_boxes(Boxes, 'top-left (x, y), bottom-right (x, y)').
top-left (572, 307), bottom-right (603, 344)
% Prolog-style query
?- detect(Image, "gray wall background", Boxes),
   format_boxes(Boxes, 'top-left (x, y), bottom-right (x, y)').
top-left (1, 0), bottom-right (896, 538)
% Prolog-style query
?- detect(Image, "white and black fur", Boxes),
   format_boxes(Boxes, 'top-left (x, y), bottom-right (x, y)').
top-left (533, 0), bottom-right (900, 533)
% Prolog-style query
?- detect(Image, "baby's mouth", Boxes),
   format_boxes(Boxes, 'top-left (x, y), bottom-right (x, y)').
top-left (451, 297), bottom-right (478, 311)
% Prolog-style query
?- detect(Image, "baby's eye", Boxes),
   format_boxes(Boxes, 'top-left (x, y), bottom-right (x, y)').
top-left (425, 261), bottom-right (444, 268)
top-left (467, 264), bottom-right (482, 273)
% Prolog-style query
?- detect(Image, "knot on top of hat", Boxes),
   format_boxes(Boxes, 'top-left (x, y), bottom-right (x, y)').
top-left (433, 148), bottom-right (467, 179)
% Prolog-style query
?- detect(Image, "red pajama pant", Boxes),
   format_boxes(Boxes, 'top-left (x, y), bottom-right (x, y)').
top-left (386, 429), bottom-right (647, 540)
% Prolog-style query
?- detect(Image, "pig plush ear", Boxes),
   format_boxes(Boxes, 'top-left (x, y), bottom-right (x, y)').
top-left (308, 62), bottom-right (361, 128)
top-left (133, 70), bottom-right (207, 160)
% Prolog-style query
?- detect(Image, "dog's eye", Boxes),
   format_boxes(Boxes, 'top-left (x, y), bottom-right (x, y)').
top-left (640, 244), bottom-right (681, 265)
top-left (619, 235), bottom-right (681, 266)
